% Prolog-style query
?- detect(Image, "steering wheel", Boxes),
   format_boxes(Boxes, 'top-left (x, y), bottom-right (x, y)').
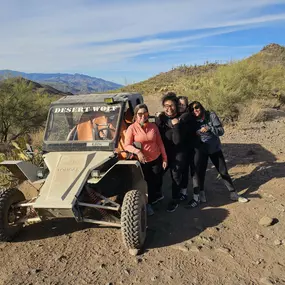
top-left (97, 127), bottom-right (116, 140)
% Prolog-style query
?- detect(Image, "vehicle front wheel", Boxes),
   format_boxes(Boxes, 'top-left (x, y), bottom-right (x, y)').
top-left (121, 190), bottom-right (147, 251)
top-left (0, 188), bottom-right (26, 241)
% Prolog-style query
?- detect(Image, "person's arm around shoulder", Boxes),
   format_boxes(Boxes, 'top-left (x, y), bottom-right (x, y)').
top-left (155, 112), bottom-right (166, 139)
top-left (179, 112), bottom-right (191, 123)
top-left (155, 112), bottom-right (165, 126)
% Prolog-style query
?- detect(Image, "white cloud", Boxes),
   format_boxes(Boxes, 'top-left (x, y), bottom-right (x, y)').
top-left (0, 26), bottom-right (247, 72)
top-left (1, 0), bottom-right (285, 42)
top-left (0, 0), bottom-right (285, 81)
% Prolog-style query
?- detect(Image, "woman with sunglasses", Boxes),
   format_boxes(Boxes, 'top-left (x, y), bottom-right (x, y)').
top-left (124, 104), bottom-right (168, 216)
top-left (156, 92), bottom-right (191, 212)
top-left (187, 101), bottom-right (248, 207)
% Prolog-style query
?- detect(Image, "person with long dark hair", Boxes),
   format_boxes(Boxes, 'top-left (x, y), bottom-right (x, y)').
top-left (187, 101), bottom-right (248, 207)
top-left (156, 92), bottom-right (190, 212)
top-left (124, 104), bottom-right (167, 216)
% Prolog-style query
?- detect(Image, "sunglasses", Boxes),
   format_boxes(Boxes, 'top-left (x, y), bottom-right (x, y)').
top-left (190, 105), bottom-right (200, 111)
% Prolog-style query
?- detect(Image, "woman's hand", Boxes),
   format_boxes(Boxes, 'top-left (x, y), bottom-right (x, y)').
top-left (200, 126), bottom-right (209, 133)
top-left (162, 161), bottom-right (168, 170)
top-left (171, 118), bottom-right (179, 125)
top-left (137, 151), bottom-right (146, 164)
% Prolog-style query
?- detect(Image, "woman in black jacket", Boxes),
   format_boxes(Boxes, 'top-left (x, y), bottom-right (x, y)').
top-left (177, 96), bottom-right (200, 201)
top-left (156, 92), bottom-right (190, 212)
top-left (187, 101), bottom-right (248, 207)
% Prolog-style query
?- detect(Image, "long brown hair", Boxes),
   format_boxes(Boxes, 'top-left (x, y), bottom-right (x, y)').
top-left (188, 101), bottom-right (206, 115)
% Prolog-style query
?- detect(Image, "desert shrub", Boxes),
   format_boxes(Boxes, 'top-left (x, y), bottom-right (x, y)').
top-left (29, 130), bottom-right (45, 148)
top-left (0, 140), bottom-right (44, 187)
top-left (0, 78), bottom-right (54, 143)
top-left (120, 48), bottom-right (285, 122)
top-left (180, 60), bottom-right (285, 121)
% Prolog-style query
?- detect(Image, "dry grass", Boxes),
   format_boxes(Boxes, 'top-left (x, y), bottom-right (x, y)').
top-left (120, 44), bottom-right (285, 122)
top-left (30, 130), bottom-right (45, 148)
top-left (238, 99), bottom-right (285, 123)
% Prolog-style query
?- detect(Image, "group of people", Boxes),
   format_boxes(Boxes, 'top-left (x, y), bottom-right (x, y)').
top-left (124, 92), bottom-right (248, 215)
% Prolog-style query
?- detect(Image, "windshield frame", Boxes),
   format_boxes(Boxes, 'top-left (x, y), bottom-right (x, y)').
top-left (42, 102), bottom-right (125, 152)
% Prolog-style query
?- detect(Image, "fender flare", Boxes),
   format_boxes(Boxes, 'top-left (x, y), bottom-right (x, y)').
top-left (0, 160), bottom-right (41, 183)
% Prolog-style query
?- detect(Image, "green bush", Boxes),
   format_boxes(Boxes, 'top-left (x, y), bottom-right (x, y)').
top-left (121, 60), bottom-right (285, 121)
top-left (199, 61), bottom-right (285, 120)
top-left (119, 45), bottom-right (285, 121)
top-left (0, 78), bottom-right (54, 143)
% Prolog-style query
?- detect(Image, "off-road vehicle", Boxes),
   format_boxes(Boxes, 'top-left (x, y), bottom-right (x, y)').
top-left (0, 92), bottom-right (148, 254)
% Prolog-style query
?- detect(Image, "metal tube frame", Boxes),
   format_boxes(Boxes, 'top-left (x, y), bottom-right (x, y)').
top-left (16, 217), bottom-right (41, 224)
top-left (82, 218), bottom-right (121, 228)
top-left (12, 193), bottom-right (122, 228)
top-left (77, 202), bottom-right (120, 211)
top-left (14, 197), bottom-right (38, 208)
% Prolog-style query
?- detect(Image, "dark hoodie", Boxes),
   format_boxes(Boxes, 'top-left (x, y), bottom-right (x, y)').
top-left (156, 112), bottom-right (198, 159)
top-left (179, 111), bottom-right (200, 149)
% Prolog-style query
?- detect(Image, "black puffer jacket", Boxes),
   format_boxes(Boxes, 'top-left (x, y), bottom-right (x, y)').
top-left (156, 112), bottom-right (199, 159)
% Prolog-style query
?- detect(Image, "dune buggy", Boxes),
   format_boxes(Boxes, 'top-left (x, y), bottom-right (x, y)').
top-left (0, 92), bottom-right (148, 254)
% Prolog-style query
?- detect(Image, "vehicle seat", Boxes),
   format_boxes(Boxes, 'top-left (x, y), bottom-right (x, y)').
top-left (77, 114), bottom-right (94, 141)
top-left (124, 107), bottom-right (133, 125)
top-left (77, 113), bottom-right (111, 141)
top-left (116, 108), bottom-right (133, 159)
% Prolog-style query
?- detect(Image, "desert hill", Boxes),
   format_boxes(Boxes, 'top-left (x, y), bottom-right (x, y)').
top-left (120, 43), bottom-right (285, 122)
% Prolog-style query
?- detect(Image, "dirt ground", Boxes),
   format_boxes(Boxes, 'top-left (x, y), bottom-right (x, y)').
top-left (1, 113), bottom-right (285, 285)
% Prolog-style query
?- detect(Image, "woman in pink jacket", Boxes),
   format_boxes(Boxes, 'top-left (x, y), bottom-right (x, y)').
top-left (124, 104), bottom-right (168, 216)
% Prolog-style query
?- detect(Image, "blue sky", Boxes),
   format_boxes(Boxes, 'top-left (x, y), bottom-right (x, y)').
top-left (1, 0), bottom-right (285, 85)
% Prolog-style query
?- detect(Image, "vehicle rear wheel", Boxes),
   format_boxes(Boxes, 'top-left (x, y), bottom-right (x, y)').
top-left (121, 190), bottom-right (147, 251)
top-left (0, 188), bottom-right (26, 241)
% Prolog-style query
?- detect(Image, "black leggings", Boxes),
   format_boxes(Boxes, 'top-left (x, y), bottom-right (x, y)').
top-left (181, 149), bottom-right (199, 192)
top-left (141, 155), bottom-right (163, 204)
top-left (167, 152), bottom-right (188, 200)
top-left (194, 149), bottom-right (235, 194)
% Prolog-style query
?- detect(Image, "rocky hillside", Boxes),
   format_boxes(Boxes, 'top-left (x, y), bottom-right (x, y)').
top-left (121, 43), bottom-right (285, 122)
top-left (249, 43), bottom-right (285, 67)
top-left (120, 43), bottom-right (285, 96)
top-left (0, 71), bottom-right (123, 94)
top-left (120, 62), bottom-right (221, 95)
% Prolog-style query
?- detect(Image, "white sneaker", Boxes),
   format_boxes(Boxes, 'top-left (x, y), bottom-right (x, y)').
top-left (200, 191), bottom-right (207, 203)
top-left (230, 192), bottom-right (249, 203)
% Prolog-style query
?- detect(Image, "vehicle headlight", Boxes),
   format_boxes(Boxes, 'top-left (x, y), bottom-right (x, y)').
top-left (37, 169), bottom-right (44, 179)
top-left (91, 169), bottom-right (100, 178)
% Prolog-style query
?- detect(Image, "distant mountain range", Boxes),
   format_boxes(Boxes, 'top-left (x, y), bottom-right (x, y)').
top-left (0, 70), bottom-right (123, 94)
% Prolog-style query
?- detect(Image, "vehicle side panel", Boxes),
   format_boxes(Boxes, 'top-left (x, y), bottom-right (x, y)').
top-left (33, 151), bottom-right (114, 209)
